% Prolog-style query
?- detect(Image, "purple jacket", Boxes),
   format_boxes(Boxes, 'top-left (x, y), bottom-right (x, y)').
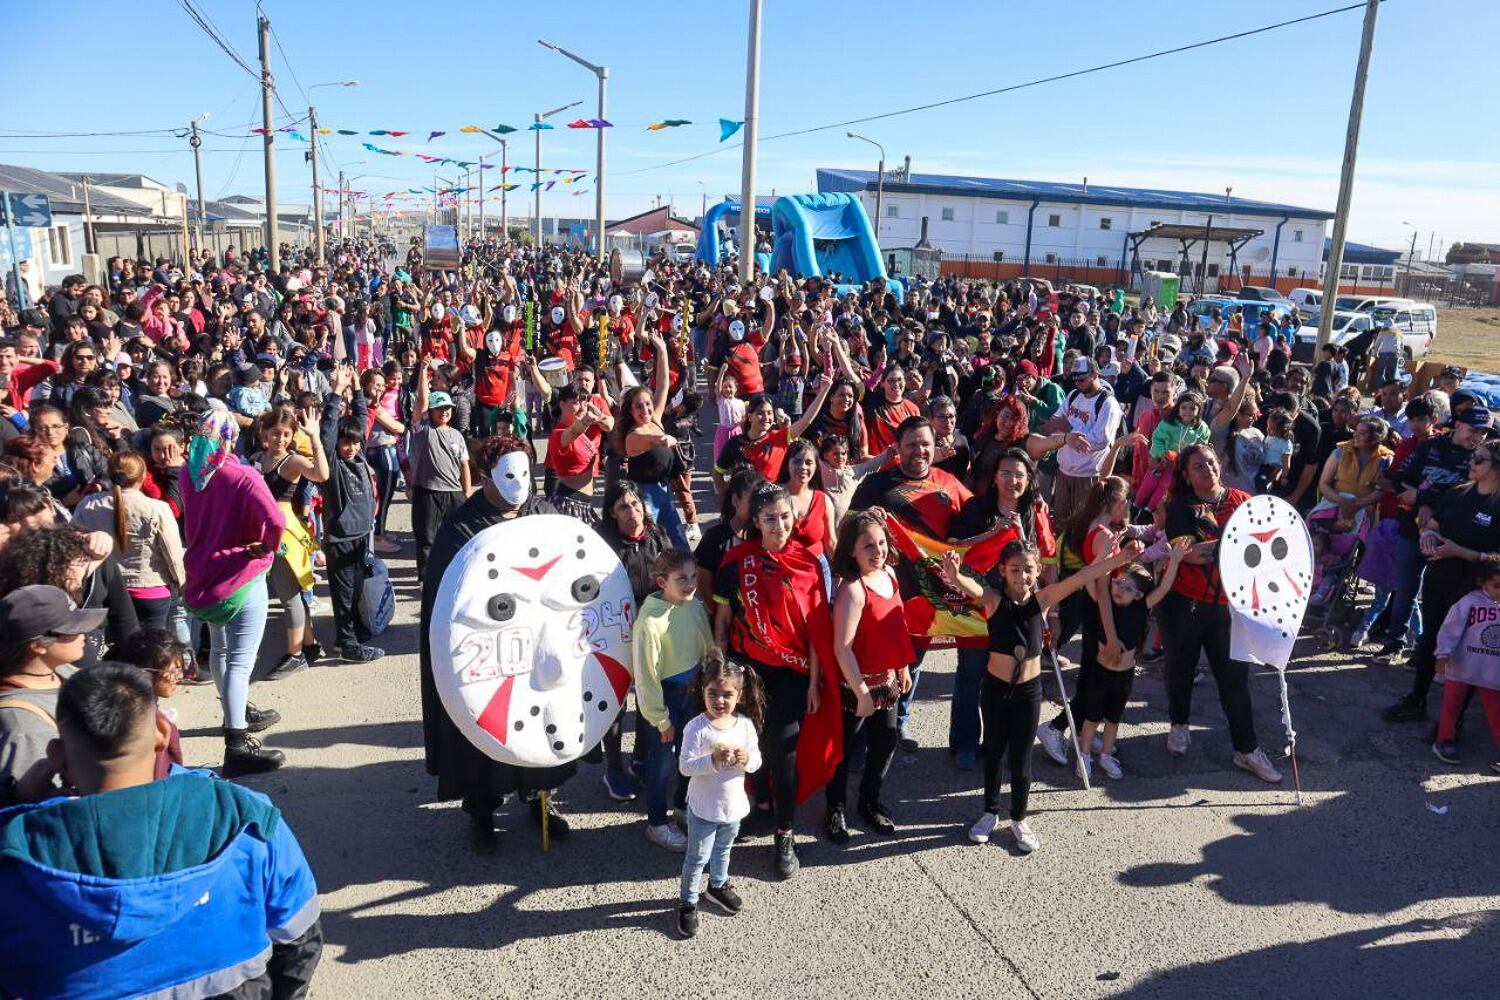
top-left (1434, 590), bottom-right (1500, 690)
top-left (179, 459), bottom-right (285, 608)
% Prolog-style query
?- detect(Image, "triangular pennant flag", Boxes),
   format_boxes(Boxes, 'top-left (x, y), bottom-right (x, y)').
top-left (566, 119), bottom-right (591, 129)
top-left (503, 183), bottom-right (520, 191)
top-left (415, 154), bottom-right (440, 163)
top-left (719, 118), bottom-right (744, 142)
top-left (501, 165), bottom-right (513, 173)
top-left (455, 160), bottom-right (475, 167)
top-left (316, 128), bottom-right (331, 135)
top-left (250, 127), bottom-right (271, 135)
top-left (287, 131), bottom-right (307, 141)
top-left (479, 163), bottom-right (495, 169)
top-left (427, 131), bottom-right (445, 141)
top-left (545, 180), bottom-right (556, 190)
top-left (386, 131), bottom-right (408, 137)
top-left (337, 129), bottom-right (358, 135)
top-left (528, 122), bottom-right (553, 130)
top-left (369, 130), bottom-right (389, 136)
top-left (530, 181), bottom-right (542, 190)
top-left (278, 126), bottom-right (296, 133)
top-left (513, 166), bottom-right (533, 173)
top-left (589, 119), bottom-right (613, 128)
top-left (409, 189), bottom-right (423, 193)
top-left (460, 125), bottom-right (482, 133)
top-left (361, 142), bottom-right (381, 153)
top-left (491, 124), bottom-right (517, 134)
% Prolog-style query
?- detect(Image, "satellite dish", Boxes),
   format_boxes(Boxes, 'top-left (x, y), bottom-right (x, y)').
top-left (175, 182), bottom-right (189, 194)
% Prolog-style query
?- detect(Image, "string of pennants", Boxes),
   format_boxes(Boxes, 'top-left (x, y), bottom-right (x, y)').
top-left (249, 117), bottom-right (745, 142)
top-left (319, 172), bottom-right (593, 199)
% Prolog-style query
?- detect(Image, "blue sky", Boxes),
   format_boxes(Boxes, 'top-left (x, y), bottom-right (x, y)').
top-left (6, 0), bottom-right (1495, 255)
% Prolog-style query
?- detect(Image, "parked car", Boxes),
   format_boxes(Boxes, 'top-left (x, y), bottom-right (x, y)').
top-left (1332, 294), bottom-right (1414, 314)
top-left (1287, 288), bottom-right (1322, 314)
top-left (1293, 311), bottom-right (1372, 362)
top-left (1187, 297), bottom-right (1293, 331)
top-left (1236, 285), bottom-right (1287, 303)
top-left (1370, 301), bottom-right (1438, 361)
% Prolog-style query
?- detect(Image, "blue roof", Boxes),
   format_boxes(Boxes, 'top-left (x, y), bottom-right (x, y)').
top-left (816, 168), bottom-right (1333, 222)
top-left (1322, 237), bottom-right (1401, 264)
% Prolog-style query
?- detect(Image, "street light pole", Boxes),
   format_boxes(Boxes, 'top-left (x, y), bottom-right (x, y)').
top-left (532, 100), bottom-right (583, 246)
top-left (306, 82), bottom-right (357, 263)
top-left (188, 113), bottom-right (209, 254)
top-left (1403, 221), bottom-right (1418, 295)
top-left (477, 130), bottom-right (512, 242)
top-left (738, 0), bottom-right (763, 284)
top-left (846, 132), bottom-right (885, 245)
top-left (257, 12), bottom-right (278, 272)
top-left (1318, 0), bottom-right (1381, 350)
top-left (539, 41), bottom-right (608, 261)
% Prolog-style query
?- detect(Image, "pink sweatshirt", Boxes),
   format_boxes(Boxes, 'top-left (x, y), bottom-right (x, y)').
top-left (1434, 590), bottom-right (1500, 690)
top-left (178, 459), bottom-right (285, 608)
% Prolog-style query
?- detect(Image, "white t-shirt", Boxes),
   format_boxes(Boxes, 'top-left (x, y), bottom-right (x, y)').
top-left (1056, 388), bottom-right (1123, 478)
top-left (679, 712), bottom-right (762, 824)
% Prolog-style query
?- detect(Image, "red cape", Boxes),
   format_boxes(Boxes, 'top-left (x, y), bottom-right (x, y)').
top-left (721, 538), bottom-right (843, 805)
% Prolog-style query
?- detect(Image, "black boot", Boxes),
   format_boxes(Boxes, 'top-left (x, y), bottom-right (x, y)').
top-left (222, 729), bottom-right (284, 777)
top-left (467, 810), bottom-right (498, 855)
top-left (773, 832), bottom-right (800, 879)
top-left (823, 807), bottom-right (850, 845)
top-left (528, 795), bottom-right (571, 839)
top-left (244, 704), bottom-right (281, 733)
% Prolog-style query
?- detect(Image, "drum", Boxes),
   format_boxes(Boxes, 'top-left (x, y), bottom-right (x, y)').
top-left (609, 247), bottom-right (648, 288)
top-left (537, 356), bottom-right (570, 388)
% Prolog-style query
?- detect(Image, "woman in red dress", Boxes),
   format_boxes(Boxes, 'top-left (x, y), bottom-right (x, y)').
top-left (782, 438), bottom-right (835, 560)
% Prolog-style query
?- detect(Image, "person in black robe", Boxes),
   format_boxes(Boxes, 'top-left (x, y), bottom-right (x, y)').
top-left (419, 435), bottom-right (576, 853)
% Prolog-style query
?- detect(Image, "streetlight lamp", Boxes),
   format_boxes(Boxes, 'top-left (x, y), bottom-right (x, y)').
top-left (846, 131), bottom-right (886, 245)
top-left (540, 40), bottom-right (608, 261)
top-left (477, 130), bottom-right (511, 241)
top-left (307, 80), bottom-right (359, 261)
top-left (531, 99), bottom-right (583, 246)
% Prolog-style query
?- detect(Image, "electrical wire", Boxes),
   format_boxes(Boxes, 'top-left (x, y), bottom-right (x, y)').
top-left (175, 0), bottom-right (257, 78)
top-left (617, 1), bottom-right (1369, 177)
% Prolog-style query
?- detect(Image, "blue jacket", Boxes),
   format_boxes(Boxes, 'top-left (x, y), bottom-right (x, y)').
top-left (0, 770), bottom-right (321, 999)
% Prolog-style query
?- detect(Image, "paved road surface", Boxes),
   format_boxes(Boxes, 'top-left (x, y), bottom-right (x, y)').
top-left (171, 478), bottom-right (1500, 999)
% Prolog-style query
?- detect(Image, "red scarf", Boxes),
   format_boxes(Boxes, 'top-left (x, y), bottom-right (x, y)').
top-left (720, 538), bottom-right (842, 804)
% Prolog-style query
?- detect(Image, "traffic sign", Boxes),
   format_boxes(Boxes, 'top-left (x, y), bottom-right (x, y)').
top-left (0, 192), bottom-right (52, 229)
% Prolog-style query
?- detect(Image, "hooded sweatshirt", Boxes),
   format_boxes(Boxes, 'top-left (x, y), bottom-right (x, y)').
top-left (0, 770), bottom-right (321, 999)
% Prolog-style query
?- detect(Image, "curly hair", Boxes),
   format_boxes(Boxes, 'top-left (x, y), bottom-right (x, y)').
top-left (476, 434), bottom-right (528, 474)
top-left (0, 524), bottom-right (91, 601)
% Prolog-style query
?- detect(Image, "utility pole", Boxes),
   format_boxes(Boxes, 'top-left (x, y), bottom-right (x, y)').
top-left (737, 0), bottom-right (762, 284)
top-left (337, 170), bottom-right (344, 242)
top-left (257, 12), bottom-right (279, 273)
top-left (1317, 0), bottom-right (1380, 349)
top-left (478, 155), bottom-right (486, 239)
top-left (500, 140), bottom-right (508, 239)
top-left (532, 100), bottom-right (583, 246)
top-left (847, 133), bottom-right (885, 245)
top-left (308, 106), bottom-right (324, 263)
top-left (189, 118), bottom-right (207, 254)
top-left (80, 175), bottom-right (96, 256)
top-left (1199, 215), bottom-right (1213, 294)
top-left (538, 42), bottom-right (608, 259)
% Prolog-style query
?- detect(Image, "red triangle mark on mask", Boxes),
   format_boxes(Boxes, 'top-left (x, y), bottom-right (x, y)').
top-left (476, 676), bottom-right (516, 744)
top-left (512, 555), bottom-right (560, 581)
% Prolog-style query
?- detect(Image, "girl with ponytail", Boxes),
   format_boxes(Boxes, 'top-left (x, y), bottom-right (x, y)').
top-left (72, 451), bottom-right (186, 631)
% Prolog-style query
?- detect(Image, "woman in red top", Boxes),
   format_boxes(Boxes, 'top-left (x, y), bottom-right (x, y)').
top-left (714, 483), bottom-right (841, 879)
top-left (714, 375), bottom-right (832, 484)
top-left (824, 510), bottom-right (916, 844)
top-left (1154, 443), bottom-right (1280, 782)
top-left (863, 365), bottom-right (921, 455)
top-left (782, 438), bottom-right (835, 560)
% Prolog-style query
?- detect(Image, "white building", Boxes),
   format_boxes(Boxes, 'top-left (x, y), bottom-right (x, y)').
top-left (817, 166), bottom-right (1333, 292)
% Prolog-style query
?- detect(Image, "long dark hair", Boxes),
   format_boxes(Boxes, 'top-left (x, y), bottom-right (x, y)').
top-left (994, 447), bottom-right (1041, 544)
top-left (830, 509), bottom-right (894, 582)
top-left (744, 482), bottom-right (789, 542)
top-left (613, 385), bottom-right (654, 452)
top-left (778, 437), bottom-right (818, 486)
top-left (686, 648), bottom-right (766, 732)
top-left (1169, 442), bottom-right (1220, 501)
top-left (1063, 475), bottom-right (1130, 556)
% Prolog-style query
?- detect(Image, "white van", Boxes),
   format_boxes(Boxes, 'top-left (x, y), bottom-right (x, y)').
top-left (1370, 301), bottom-right (1438, 361)
top-left (1288, 288), bottom-right (1321, 314)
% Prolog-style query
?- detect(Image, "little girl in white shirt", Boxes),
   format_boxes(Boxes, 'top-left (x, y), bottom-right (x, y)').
top-left (676, 650), bottom-right (764, 939)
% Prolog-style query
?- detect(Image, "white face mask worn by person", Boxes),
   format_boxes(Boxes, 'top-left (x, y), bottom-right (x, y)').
top-left (491, 451), bottom-right (531, 507)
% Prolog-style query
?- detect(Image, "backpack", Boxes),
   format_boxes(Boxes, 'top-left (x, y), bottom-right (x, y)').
top-left (359, 551), bottom-right (396, 637)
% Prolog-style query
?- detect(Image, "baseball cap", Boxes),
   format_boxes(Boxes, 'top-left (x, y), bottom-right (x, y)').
top-left (113, 351), bottom-right (133, 367)
top-left (426, 391), bottom-right (454, 411)
top-left (1440, 365), bottom-right (1464, 379)
top-left (1070, 357), bottom-right (1098, 376)
top-left (0, 585), bottom-right (106, 643)
top-left (1015, 360), bottom-right (1040, 378)
top-left (1209, 365), bottom-right (1240, 388)
top-left (1456, 407), bottom-right (1492, 429)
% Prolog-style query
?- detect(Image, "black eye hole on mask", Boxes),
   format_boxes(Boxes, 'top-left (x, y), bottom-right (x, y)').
top-left (571, 576), bottom-right (599, 603)
top-left (488, 594), bottom-right (516, 621)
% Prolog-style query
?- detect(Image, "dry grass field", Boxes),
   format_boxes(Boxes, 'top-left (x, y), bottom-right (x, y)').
top-left (1431, 307), bottom-right (1500, 373)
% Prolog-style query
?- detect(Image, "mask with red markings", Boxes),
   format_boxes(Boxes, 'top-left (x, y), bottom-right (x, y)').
top-left (428, 515), bottom-right (635, 767)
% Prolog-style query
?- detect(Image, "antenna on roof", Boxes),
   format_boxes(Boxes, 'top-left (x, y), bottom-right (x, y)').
top-left (1082, 176), bottom-right (1087, 193)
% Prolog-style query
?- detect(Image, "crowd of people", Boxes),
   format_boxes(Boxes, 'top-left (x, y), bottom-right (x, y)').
top-left (2, 227), bottom-right (1499, 986)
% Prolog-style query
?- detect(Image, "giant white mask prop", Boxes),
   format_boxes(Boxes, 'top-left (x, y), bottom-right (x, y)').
top-left (490, 451), bottom-right (531, 507)
top-left (1220, 494), bottom-right (1314, 669)
top-left (429, 515), bottom-right (634, 767)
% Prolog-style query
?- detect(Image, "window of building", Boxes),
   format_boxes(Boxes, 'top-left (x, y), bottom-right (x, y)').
top-left (1339, 263), bottom-right (1359, 280)
top-left (992, 251), bottom-right (1005, 262)
top-left (1206, 263), bottom-right (1220, 278)
top-left (1099, 217), bottom-right (1112, 230)
top-left (1047, 213), bottom-right (1061, 227)
top-left (1292, 229), bottom-right (1304, 242)
top-left (1044, 252), bottom-right (1058, 264)
top-left (1286, 267), bottom-right (1299, 277)
top-left (1366, 265), bottom-right (1394, 281)
top-left (995, 210), bottom-right (1009, 224)
top-left (1095, 255), bottom-right (1109, 267)
top-left (47, 226), bottom-right (71, 267)
top-left (1159, 259), bottom-right (1175, 272)
top-left (885, 204), bottom-right (899, 218)
top-left (940, 207), bottom-right (955, 222)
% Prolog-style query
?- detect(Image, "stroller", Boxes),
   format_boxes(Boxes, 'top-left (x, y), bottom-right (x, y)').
top-left (1304, 515), bottom-right (1367, 652)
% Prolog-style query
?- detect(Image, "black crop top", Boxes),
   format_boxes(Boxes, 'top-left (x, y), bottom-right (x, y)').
top-left (627, 444), bottom-right (675, 484)
top-left (987, 590), bottom-right (1044, 662)
top-left (262, 454), bottom-right (298, 503)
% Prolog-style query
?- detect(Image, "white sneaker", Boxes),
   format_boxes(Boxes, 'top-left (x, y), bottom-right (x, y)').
top-left (1038, 725), bottom-right (1069, 766)
top-left (1012, 819), bottom-right (1039, 854)
top-left (1075, 754), bottom-right (1092, 783)
top-left (1091, 734), bottom-right (1104, 755)
top-left (1097, 753), bottom-right (1124, 780)
top-left (1167, 724), bottom-right (1191, 757)
top-left (646, 822), bottom-right (689, 852)
top-left (969, 811), bottom-right (1000, 844)
top-left (1348, 628), bottom-right (1369, 650)
top-left (1233, 747), bottom-right (1284, 784)
top-left (684, 522), bottom-right (702, 548)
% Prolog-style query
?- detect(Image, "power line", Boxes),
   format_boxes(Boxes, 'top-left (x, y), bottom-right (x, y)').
top-left (617, 1), bottom-right (1370, 177)
top-left (175, 0), bottom-right (257, 78)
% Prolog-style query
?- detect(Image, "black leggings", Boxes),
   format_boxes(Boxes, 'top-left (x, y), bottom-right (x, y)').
top-left (1161, 592), bottom-right (1257, 753)
top-left (1407, 565), bottom-right (1474, 707)
top-left (981, 673), bottom-right (1042, 821)
top-left (369, 444), bottom-right (399, 537)
top-left (1081, 667), bottom-right (1135, 725)
top-left (751, 663), bottom-right (809, 831)
top-left (826, 697), bottom-right (898, 810)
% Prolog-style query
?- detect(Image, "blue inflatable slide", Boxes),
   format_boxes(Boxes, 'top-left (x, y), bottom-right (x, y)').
top-left (769, 192), bottom-right (901, 297)
top-left (695, 200), bottom-right (773, 268)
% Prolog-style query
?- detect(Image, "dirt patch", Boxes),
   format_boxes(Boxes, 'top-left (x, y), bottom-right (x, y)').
top-left (1431, 307), bottom-right (1500, 373)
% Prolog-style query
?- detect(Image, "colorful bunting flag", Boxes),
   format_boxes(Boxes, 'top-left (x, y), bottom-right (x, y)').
top-left (287, 131), bottom-right (308, 142)
top-left (337, 129), bottom-right (358, 135)
top-left (719, 119), bottom-right (744, 142)
top-left (589, 119), bottom-right (612, 128)
top-left (492, 124), bottom-right (517, 134)
top-left (386, 131), bottom-right (408, 137)
top-left (647, 119), bottom-right (692, 130)
top-left (545, 181), bottom-right (556, 191)
top-left (427, 131), bottom-right (445, 141)
top-left (530, 182), bottom-right (542, 190)
top-left (460, 125), bottom-right (482, 133)
top-left (250, 127), bottom-right (271, 135)
top-left (316, 128), bottom-right (331, 135)
top-left (528, 122), bottom-right (553, 131)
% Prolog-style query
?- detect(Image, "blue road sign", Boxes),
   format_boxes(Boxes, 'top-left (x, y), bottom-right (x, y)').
top-left (0, 192), bottom-right (53, 228)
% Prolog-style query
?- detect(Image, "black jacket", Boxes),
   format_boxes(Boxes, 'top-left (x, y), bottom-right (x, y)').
top-left (319, 393), bottom-right (376, 543)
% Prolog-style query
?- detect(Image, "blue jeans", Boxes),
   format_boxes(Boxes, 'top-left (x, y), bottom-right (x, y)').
top-left (897, 649), bottom-right (927, 729)
top-left (168, 596), bottom-right (192, 647)
top-left (646, 671), bottom-right (697, 826)
top-left (201, 575), bottom-right (269, 730)
top-left (680, 810), bottom-right (739, 904)
top-left (1385, 534), bottom-right (1425, 647)
top-left (1377, 351), bottom-right (1400, 385)
top-left (369, 444), bottom-right (399, 537)
top-left (948, 647), bottom-right (987, 756)
top-left (637, 479), bottom-right (687, 550)
top-left (1356, 585), bottom-right (1422, 643)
